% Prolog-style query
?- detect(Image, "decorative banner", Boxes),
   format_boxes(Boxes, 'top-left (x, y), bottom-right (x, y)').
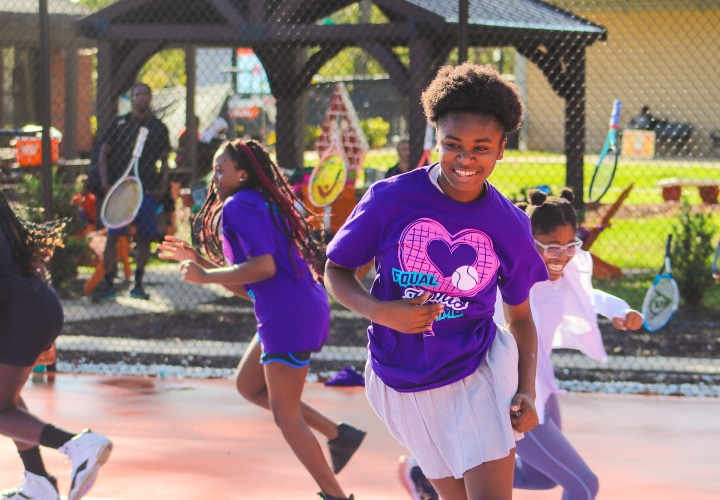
top-left (315, 83), bottom-right (369, 183)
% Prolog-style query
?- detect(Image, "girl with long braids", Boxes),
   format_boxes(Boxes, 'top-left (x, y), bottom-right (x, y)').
top-left (0, 189), bottom-right (112, 500)
top-left (159, 140), bottom-right (363, 500)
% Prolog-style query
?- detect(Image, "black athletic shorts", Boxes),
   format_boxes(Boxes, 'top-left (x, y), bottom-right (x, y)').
top-left (0, 283), bottom-right (64, 366)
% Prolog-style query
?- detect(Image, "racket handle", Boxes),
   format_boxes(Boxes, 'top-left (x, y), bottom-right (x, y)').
top-left (609, 100), bottom-right (622, 129)
top-left (664, 234), bottom-right (673, 273)
top-left (133, 127), bottom-right (149, 158)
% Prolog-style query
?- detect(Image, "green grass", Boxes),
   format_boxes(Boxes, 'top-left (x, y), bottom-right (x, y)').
top-left (592, 275), bottom-right (655, 311)
top-left (308, 149), bottom-right (719, 206)
top-left (594, 274), bottom-right (720, 313)
top-left (491, 156), bottom-right (720, 206)
top-left (588, 216), bottom-right (676, 271)
top-left (300, 148), bottom-right (720, 276)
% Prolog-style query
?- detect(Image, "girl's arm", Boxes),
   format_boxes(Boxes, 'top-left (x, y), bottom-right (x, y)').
top-left (158, 235), bottom-right (255, 301)
top-left (180, 253), bottom-right (275, 287)
top-left (324, 260), bottom-right (444, 334)
top-left (593, 289), bottom-right (643, 331)
top-left (158, 235), bottom-right (218, 269)
top-left (503, 298), bottom-right (539, 433)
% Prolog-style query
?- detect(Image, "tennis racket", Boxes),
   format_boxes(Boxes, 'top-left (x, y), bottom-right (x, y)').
top-left (642, 234), bottom-right (679, 332)
top-left (309, 118), bottom-right (348, 208)
top-left (415, 121), bottom-right (435, 169)
top-left (712, 241), bottom-right (720, 280)
top-left (587, 100), bottom-right (622, 203)
top-left (100, 127), bottom-right (149, 229)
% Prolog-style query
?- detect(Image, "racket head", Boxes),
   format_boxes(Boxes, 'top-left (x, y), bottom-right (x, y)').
top-left (641, 274), bottom-right (679, 331)
top-left (587, 144), bottom-right (618, 203)
top-left (587, 100), bottom-right (622, 203)
top-left (308, 153), bottom-right (347, 207)
top-left (101, 177), bottom-right (143, 229)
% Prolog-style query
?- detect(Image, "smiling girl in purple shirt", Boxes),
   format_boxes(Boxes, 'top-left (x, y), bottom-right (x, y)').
top-left (325, 63), bottom-right (548, 499)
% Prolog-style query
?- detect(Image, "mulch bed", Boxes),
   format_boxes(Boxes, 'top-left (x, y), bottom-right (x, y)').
top-left (58, 302), bottom-right (720, 386)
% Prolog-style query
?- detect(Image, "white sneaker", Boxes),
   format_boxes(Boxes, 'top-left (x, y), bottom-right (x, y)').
top-left (58, 430), bottom-right (112, 500)
top-left (0, 470), bottom-right (59, 500)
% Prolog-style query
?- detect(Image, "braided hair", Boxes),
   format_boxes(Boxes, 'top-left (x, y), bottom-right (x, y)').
top-left (517, 187), bottom-right (578, 236)
top-left (193, 140), bottom-right (326, 278)
top-left (0, 188), bottom-right (65, 278)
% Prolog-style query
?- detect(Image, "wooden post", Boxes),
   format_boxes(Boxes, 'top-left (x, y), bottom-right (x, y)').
top-left (185, 45), bottom-right (198, 182)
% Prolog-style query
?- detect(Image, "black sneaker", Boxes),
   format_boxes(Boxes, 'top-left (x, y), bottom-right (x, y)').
top-left (129, 286), bottom-right (150, 300)
top-left (398, 455), bottom-right (438, 500)
top-left (317, 494), bottom-right (354, 500)
top-left (91, 283), bottom-right (116, 303)
top-left (328, 423), bottom-right (366, 474)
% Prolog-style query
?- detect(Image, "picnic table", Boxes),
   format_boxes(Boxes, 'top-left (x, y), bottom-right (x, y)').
top-left (655, 178), bottom-right (718, 204)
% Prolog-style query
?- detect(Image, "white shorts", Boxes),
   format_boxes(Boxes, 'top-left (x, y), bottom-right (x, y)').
top-left (365, 326), bottom-right (521, 480)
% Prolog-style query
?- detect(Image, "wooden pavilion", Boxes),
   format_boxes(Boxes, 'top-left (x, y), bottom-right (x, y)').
top-left (76, 0), bottom-right (606, 199)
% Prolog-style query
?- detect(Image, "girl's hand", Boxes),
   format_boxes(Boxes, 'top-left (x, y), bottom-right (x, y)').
top-left (179, 260), bottom-right (207, 284)
top-left (159, 235), bottom-right (197, 263)
top-left (510, 393), bottom-right (539, 433)
top-left (612, 310), bottom-right (643, 331)
top-left (371, 293), bottom-right (444, 334)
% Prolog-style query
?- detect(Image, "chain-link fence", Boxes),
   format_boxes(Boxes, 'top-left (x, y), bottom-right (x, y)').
top-left (1, 0), bottom-right (719, 392)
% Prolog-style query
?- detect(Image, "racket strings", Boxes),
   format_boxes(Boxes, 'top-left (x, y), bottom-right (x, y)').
top-left (643, 277), bottom-right (678, 330)
top-left (588, 152), bottom-right (618, 202)
top-left (103, 179), bottom-right (143, 228)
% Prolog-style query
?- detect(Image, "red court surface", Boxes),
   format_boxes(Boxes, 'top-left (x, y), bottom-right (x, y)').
top-left (1, 374), bottom-right (719, 499)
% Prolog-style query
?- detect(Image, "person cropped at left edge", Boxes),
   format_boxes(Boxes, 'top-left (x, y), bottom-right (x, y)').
top-left (159, 140), bottom-right (363, 500)
top-left (0, 188), bottom-right (112, 500)
top-left (92, 82), bottom-right (170, 302)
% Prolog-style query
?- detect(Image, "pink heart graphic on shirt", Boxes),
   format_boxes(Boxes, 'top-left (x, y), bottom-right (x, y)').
top-left (398, 218), bottom-right (499, 296)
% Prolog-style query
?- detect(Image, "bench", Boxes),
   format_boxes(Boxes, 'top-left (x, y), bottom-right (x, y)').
top-left (655, 178), bottom-right (719, 204)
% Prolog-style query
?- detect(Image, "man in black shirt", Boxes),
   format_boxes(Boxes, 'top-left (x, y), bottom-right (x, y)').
top-left (93, 83), bottom-right (170, 302)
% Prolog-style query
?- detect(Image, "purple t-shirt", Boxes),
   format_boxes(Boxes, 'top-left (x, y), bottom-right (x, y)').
top-left (327, 166), bottom-right (548, 392)
top-left (222, 189), bottom-right (329, 354)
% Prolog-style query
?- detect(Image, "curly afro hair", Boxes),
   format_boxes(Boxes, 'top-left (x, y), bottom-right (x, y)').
top-left (421, 63), bottom-right (524, 133)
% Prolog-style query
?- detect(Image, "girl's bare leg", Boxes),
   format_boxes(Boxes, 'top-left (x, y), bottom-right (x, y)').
top-left (235, 337), bottom-right (340, 440)
top-left (0, 363), bottom-right (47, 451)
top-left (428, 450), bottom-right (515, 500)
top-left (264, 359), bottom-right (346, 498)
top-left (429, 475), bottom-right (468, 500)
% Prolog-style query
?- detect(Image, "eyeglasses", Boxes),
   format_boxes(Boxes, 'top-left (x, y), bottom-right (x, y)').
top-left (534, 239), bottom-right (582, 258)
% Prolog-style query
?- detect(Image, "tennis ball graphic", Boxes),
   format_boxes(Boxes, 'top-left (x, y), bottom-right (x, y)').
top-left (452, 265), bottom-right (478, 291)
